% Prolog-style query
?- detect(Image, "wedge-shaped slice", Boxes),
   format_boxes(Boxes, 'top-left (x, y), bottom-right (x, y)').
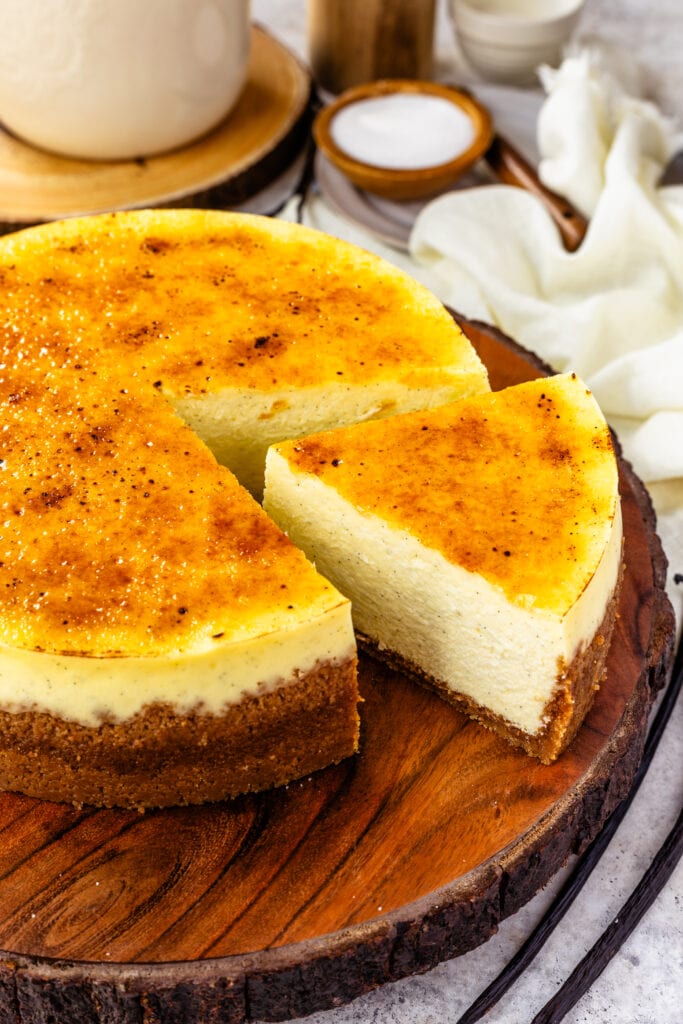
top-left (264, 374), bottom-right (623, 763)
top-left (0, 209), bottom-right (489, 495)
top-left (0, 365), bottom-right (358, 808)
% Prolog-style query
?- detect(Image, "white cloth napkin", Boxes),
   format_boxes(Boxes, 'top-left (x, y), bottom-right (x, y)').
top-left (410, 49), bottom-right (683, 489)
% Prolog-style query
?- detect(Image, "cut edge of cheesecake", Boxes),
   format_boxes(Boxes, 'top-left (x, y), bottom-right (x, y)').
top-left (263, 373), bottom-right (624, 764)
top-left (355, 572), bottom-right (621, 764)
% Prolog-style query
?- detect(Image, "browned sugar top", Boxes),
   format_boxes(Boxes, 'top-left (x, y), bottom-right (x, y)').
top-left (275, 374), bottom-right (620, 615)
top-left (0, 208), bottom-right (477, 656)
top-left (0, 209), bottom-right (477, 397)
top-left (0, 349), bottom-right (342, 657)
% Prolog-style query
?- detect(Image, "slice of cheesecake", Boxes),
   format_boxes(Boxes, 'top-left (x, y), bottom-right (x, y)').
top-left (264, 374), bottom-right (623, 763)
top-left (2, 208), bottom-right (489, 496)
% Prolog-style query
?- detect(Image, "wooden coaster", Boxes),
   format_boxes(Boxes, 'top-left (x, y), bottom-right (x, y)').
top-left (0, 25), bottom-right (312, 233)
top-left (0, 321), bottom-right (674, 1023)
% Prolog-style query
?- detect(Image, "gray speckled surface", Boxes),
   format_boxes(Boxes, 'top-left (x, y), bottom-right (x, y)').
top-left (251, 2), bottom-right (682, 1021)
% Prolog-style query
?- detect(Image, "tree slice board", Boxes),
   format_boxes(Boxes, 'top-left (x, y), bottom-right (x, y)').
top-left (0, 26), bottom-right (311, 233)
top-left (0, 320), bottom-right (674, 1024)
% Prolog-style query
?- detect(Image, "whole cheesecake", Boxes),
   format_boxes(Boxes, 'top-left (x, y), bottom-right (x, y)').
top-left (0, 209), bottom-right (488, 808)
top-left (264, 374), bottom-right (623, 763)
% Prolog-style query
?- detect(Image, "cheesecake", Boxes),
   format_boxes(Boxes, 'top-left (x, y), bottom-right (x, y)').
top-left (264, 374), bottom-right (623, 763)
top-left (0, 208), bottom-right (488, 808)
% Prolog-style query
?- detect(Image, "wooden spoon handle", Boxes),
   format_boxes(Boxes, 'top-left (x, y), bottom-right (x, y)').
top-left (484, 134), bottom-right (589, 252)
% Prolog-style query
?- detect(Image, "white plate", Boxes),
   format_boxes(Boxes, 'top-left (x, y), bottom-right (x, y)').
top-left (315, 82), bottom-right (543, 251)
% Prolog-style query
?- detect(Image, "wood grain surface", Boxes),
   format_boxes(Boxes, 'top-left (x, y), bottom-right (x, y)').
top-left (0, 321), bottom-right (674, 1023)
top-left (308, 0), bottom-right (436, 94)
top-left (0, 26), bottom-right (311, 233)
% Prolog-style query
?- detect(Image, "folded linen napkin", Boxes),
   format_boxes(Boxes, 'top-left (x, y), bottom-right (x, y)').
top-left (410, 48), bottom-right (683, 488)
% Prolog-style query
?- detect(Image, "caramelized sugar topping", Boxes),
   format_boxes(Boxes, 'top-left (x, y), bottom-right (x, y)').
top-left (0, 211), bottom-right (404, 656)
top-left (277, 375), bottom-right (620, 615)
top-left (0, 210), bottom-right (475, 398)
top-left (0, 360), bottom-right (341, 655)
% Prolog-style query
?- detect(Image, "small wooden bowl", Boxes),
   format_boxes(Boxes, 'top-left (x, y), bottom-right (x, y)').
top-left (313, 80), bottom-right (494, 201)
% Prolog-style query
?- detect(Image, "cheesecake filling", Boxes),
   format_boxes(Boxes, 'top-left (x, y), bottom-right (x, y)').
top-left (171, 376), bottom-right (489, 496)
top-left (0, 601), bottom-right (355, 727)
top-left (264, 456), bottom-right (623, 736)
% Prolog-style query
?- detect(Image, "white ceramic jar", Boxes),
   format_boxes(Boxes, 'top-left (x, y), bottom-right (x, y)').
top-left (0, 0), bottom-right (251, 160)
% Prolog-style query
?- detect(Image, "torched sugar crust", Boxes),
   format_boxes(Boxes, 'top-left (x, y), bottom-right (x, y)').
top-left (0, 205), bottom-right (475, 660)
top-left (0, 347), bottom-right (345, 657)
top-left (274, 374), bottom-right (620, 617)
top-left (0, 208), bottom-right (480, 396)
top-left (0, 207), bottom-right (481, 658)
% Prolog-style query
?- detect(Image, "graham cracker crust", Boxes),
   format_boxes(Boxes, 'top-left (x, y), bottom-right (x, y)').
top-left (0, 657), bottom-right (359, 809)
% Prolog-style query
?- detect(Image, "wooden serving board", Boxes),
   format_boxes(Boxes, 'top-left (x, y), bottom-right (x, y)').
top-left (0, 26), bottom-right (311, 233)
top-left (0, 322), bottom-right (674, 1024)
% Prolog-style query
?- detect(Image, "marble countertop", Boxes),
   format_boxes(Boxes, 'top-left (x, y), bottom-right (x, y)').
top-left (251, 3), bottom-right (682, 1022)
